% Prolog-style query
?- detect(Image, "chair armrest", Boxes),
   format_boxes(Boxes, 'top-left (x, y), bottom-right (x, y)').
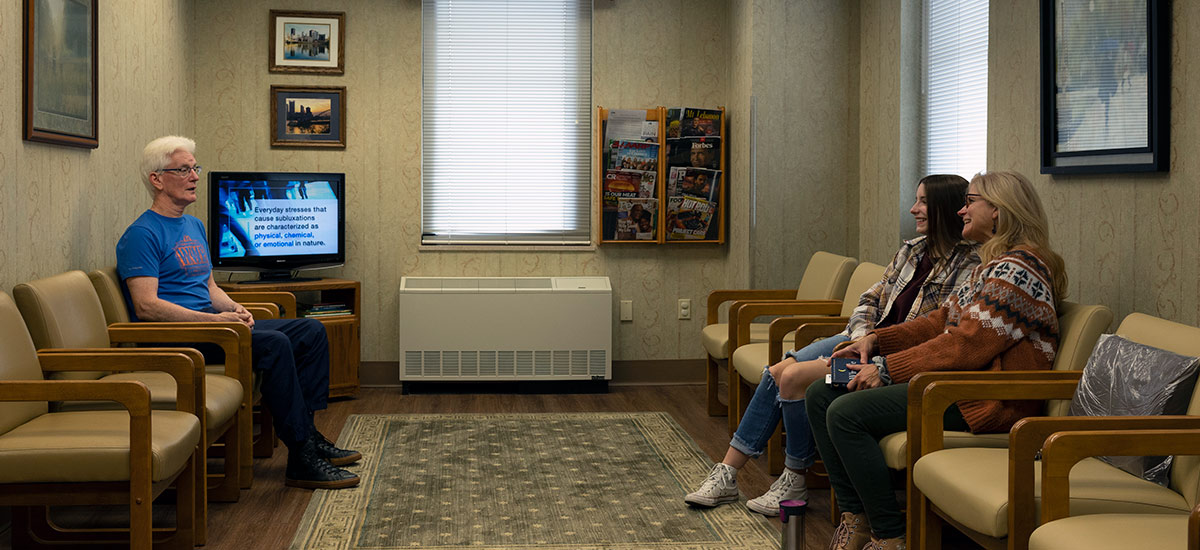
top-left (913, 376), bottom-right (1081, 454)
top-left (729, 300), bottom-right (843, 350)
top-left (706, 289), bottom-right (798, 323)
top-left (1038, 421), bottom-right (1200, 523)
top-left (36, 350), bottom-right (201, 415)
top-left (105, 323), bottom-right (251, 393)
top-left (767, 318), bottom-right (847, 364)
top-left (226, 291), bottom-right (297, 318)
top-left (0, 379), bottom-right (151, 415)
top-left (242, 303), bottom-right (281, 319)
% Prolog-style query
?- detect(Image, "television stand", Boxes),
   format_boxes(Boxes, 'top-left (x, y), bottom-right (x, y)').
top-left (242, 270), bottom-right (322, 284)
top-left (217, 278), bottom-right (361, 398)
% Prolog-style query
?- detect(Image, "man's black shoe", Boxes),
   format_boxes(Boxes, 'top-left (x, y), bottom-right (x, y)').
top-left (311, 432), bottom-right (362, 466)
top-left (285, 438), bottom-right (360, 490)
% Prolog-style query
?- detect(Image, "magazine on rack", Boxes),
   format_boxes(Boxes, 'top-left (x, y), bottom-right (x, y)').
top-left (666, 196), bottom-right (715, 240)
top-left (666, 107), bottom-right (722, 139)
top-left (609, 140), bottom-right (660, 172)
top-left (603, 169), bottom-right (656, 210)
top-left (679, 107), bottom-right (722, 137)
top-left (666, 136), bottom-right (720, 170)
top-left (616, 198), bottom-right (657, 240)
top-left (667, 166), bottom-right (720, 202)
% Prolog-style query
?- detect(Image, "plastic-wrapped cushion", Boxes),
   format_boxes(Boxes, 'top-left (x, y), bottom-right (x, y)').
top-left (1068, 334), bottom-right (1200, 485)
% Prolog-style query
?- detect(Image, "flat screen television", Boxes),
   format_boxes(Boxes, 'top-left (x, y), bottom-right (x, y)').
top-left (208, 171), bottom-right (345, 282)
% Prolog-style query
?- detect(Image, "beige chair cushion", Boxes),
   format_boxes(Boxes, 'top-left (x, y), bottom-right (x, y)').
top-left (0, 410), bottom-right (200, 483)
top-left (701, 322), bottom-right (770, 360)
top-left (914, 447), bottom-right (1191, 538)
top-left (56, 372), bottom-right (243, 428)
top-left (878, 431), bottom-right (1008, 469)
top-left (1028, 512), bottom-right (1191, 550)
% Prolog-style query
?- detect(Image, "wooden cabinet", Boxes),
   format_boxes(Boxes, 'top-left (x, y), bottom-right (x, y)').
top-left (218, 278), bottom-right (360, 398)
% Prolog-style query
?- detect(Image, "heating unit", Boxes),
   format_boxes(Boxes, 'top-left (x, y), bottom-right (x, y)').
top-left (398, 276), bottom-right (612, 381)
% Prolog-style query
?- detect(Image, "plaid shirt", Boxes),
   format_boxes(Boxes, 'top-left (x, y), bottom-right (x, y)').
top-left (841, 236), bottom-right (980, 340)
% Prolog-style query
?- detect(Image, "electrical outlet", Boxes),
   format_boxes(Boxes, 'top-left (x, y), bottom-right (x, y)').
top-left (678, 298), bottom-right (692, 320)
top-left (619, 300), bottom-right (633, 321)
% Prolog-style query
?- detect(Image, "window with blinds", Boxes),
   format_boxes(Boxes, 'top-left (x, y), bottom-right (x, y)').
top-left (922, 0), bottom-right (988, 180)
top-left (421, 0), bottom-right (593, 246)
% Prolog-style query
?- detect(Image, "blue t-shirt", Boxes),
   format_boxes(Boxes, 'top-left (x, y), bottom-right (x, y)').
top-left (116, 210), bottom-right (214, 319)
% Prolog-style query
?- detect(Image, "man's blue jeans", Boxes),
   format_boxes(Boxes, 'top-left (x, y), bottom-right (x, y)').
top-left (729, 334), bottom-right (850, 469)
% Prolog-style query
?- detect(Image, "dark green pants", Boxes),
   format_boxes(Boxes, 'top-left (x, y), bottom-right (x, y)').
top-left (804, 381), bottom-right (969, 539)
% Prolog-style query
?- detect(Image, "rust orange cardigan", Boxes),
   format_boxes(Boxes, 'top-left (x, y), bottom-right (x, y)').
top-left (872, 248), bottom-right (1060, 433)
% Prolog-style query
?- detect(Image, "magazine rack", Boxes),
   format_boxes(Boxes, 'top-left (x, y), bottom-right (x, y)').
top-left (596, 105), bottom-right (726, 245)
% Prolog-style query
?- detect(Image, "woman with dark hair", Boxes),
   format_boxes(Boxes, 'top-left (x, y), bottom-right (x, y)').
top-left (685, 175), bottom-right (980, 516)
top-left (809, 170), bottom-right (1067, 550)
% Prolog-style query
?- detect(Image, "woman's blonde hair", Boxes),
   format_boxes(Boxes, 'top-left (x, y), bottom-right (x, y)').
top-left (971, 170), bottom-right (1068, 300)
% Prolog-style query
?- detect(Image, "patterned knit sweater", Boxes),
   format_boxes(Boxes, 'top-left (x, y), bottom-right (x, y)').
top-left (872, 247), bottom-right (1060, 434)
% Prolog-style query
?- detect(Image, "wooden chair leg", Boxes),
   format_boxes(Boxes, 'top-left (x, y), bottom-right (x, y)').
top-left (727, 361), bottom-right (739, 434)
top-left (830, 490), bottom-right (840, 525)
top-left (907, 470), bottom-right (920, 550)
top-left (238, 398), bottom-right (253, 488)
top-left (174, 453), bottom-right (198, 550)
top-left (253, 404), bottom-right (278, 458)
top-left (706, 355), bottom-right (726, 416)
top-left (921, 500), bottom-right (942, 550)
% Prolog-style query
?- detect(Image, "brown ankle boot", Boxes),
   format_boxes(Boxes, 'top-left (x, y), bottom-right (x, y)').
top-left (863, 535), bottom-right (906, 550)
top-left (828, 512), bottom-right (871, 550)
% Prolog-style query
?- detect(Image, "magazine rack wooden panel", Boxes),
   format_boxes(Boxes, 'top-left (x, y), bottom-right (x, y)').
top-left (597, 106), bottom-right (726, 245)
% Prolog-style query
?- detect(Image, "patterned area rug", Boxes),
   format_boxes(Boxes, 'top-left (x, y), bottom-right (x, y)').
top-left (290, 412), bottom-right (779, 550)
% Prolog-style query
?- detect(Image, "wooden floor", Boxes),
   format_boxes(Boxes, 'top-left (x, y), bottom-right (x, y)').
top-left (0, 384), bottom-right (982, 549)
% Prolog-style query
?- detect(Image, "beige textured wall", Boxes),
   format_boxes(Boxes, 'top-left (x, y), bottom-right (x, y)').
top-left (748, 0), bottom-right (859, 289)
top-left (0, 1), bottom-right (193, 294)
top-left (193, 0), bottom-right (734, 362)
top-left (855, 0), bottom-right (905, 266)
top-left (987, 1), bottom-right (1200, 326)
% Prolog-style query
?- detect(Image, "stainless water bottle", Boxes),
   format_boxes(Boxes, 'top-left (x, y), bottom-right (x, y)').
top-left (779, 499), bottom-right (806, 550)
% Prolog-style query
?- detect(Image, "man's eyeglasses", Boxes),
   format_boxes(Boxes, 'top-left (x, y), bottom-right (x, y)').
top-left (964, 193), bottom-right (985, 206)
top-left (158, 166), bottom-right (203, 177)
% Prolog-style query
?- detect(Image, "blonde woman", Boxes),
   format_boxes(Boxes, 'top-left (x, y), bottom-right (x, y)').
top-left (807, 171), bottom-right (1067, 550)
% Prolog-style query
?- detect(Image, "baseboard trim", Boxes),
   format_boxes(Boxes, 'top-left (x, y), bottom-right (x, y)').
top-left (360, 358), bottom-right (705, 387)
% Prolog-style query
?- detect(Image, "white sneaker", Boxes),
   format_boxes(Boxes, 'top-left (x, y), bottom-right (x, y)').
top-left (684, 463), bottom-right (739, 507)
top-left (746, 468), bottom-right (808, 516)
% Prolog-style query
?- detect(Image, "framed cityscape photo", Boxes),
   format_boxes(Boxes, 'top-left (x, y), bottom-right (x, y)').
top-left (269, 10), bottom-right (345, 75)
top-left (23, 0), bottom-right (99, 148)
top-left (270, 85), bottom-right (346, 148)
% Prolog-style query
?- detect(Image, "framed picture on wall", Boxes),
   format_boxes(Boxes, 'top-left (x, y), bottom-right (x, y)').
top-left (23, 0), bottom-right (99, 148)
top-left (1039, 0), bottom-right (1169, 174)
top-left (270, 85), bottom-right (346, 148)
top-left (269, 9), bottom-right (345, 75)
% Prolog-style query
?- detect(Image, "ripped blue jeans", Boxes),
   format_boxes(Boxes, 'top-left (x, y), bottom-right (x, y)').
top-left (729, 334), bottom-right (850, 470)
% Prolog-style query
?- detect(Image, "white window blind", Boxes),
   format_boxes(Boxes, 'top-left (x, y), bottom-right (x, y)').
top-left (923, 0), bottom-right (988, 179)
top-left (421, 0), bottom-right (592, 245)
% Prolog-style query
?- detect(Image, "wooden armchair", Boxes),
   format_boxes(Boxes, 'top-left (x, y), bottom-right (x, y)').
top-left (727, 261), bottom-right (888, 471)
top-left (90, 266), bottom-right (295, 461)
top-left (1027, 429), bottom-right (1200, 550)
top-left (700, 251), bottom-right (856, 418)
top-left (0, 291), bottom-right (202, 550)
top-left (13, 270), bottom-right (246, 545)
top-left (910, 312), bottom-right (1198, 550)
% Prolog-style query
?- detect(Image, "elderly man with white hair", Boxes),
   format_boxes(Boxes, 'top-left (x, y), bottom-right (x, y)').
top-left (116, 135), bottom-right (360, 490)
